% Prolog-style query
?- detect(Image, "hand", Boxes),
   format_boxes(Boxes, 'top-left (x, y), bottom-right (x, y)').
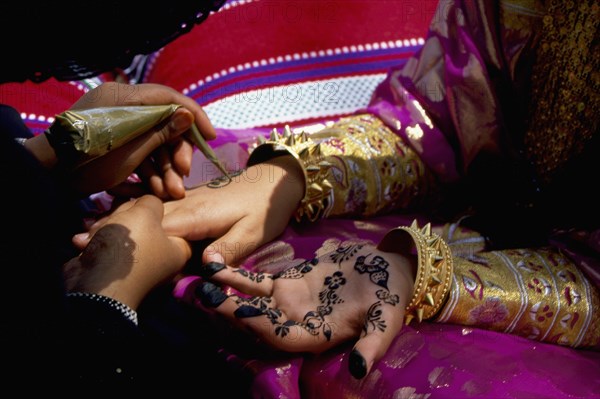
top-left (161, 155), bottom-right (304, 265)
top-left (187, 243), bottom-right (415, 379)
top-left (64, 195), bottom-right (192, 310)
top-left (25, 82), bottom-right (216, 199)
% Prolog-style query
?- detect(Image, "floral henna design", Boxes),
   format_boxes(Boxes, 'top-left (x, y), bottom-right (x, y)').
top-left (354, 254), bottom-right (390, 289)
top-left (376, 289), bottom-right (399, 306)
top-left (231, 271), bottom-right (346, 342)
top-left (272, 258), bottom-right (319, 280)
top-left (363, 301), bottom-right (386, 333)
top-left (328, 244), bottom-right (364, 267)
top-left (299, 271), bottom-right (347, 340)
top-left (233, 296), bottom-right (304, 339)
top-left (234, 296), bottom-right (282, 321)
top-left (234, 268), bottom-right (266, 283)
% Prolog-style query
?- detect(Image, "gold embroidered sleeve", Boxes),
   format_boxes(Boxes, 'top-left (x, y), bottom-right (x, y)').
top-left (435, 247), bottom-right (600, 348)
top-left (247, 114), bottom-right (438, 222)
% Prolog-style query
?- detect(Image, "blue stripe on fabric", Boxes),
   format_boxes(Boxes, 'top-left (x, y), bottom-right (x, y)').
top-left (192, 57), bottom-right (410, 104)
top-left (187, 46), bottom-right (420, 98)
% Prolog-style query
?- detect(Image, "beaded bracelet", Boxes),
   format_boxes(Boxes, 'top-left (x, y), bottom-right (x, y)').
top-left (67, 292), bottom-right (138, 326)
top-left (378, 220), bottom-right (453, 325)
top-left (14, 137), bottom-right (28, 146)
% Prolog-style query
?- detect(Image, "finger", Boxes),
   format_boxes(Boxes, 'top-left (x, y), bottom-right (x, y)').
top-left (106, 182), bottom-right (150, 198)
top-left (126, 194), bottom-right (164, 219)
top-left (202, 219), bottom-right (265, 266)
top-left (171, 137), bottom-right (193, 177)
top-left (135, 83), bottom-right (217, 141)
top-left (198, 262), bottom-right (274, 297)
top-left (349, 299), bottom-right (405, 379)
top-left (71, 197), bottom-right (139, 249)
top-left (136, 158), bottom-right (169, 200)
top-left (196, 282), bottom-right (335, 352)
top-left (169, 92), bottom-right (216, 140)
top-left (169, 236), bottom-right (193, 266)
top-left (71, 82), bottom-right (216, 140)
top-left (155, 146), bottom-right (185, 200)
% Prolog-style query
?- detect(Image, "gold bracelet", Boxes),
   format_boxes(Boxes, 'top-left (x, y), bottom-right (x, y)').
top-left (379, 220), bottom-right (453, 325)
top-left (247, 126), bottom-right (333, 222)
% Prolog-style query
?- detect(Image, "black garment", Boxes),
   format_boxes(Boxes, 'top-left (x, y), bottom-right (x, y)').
top-left (0, 1), bottom-right (226, 83)
top-left (0, 105), bottom-right (250, 396)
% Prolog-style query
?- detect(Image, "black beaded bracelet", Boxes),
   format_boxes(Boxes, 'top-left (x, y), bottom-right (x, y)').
top-left (66, 292), bottom-right (138, 326)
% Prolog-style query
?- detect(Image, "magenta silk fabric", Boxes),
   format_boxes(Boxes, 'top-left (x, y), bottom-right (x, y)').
top-left (176, 129), bottom-right (600, 397)
top-left (172, 0), bottom-right (600, 397)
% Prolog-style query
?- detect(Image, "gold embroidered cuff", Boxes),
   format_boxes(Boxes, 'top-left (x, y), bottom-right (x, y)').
top-left (247, 126), bottom-right (334, 222)
top-left (379, 220), bottom-right (453, 325)
top-left (248, 114), bottom-right (438, 222)
top-left (436, 247), bottom-right (600, 348)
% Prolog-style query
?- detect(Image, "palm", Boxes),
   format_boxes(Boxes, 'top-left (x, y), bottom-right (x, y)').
top-left (186, 243), bottom-right (415, 378)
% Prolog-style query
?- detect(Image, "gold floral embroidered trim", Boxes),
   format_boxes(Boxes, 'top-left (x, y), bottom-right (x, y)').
top-left (436, 247), bottom-right (600, 348)
top-left (247, 114), bottom-right (437, 222)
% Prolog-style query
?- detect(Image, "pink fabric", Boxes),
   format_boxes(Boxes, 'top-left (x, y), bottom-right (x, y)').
top-left (169, 1), bottom-right (600, 397)
top-left (173, 201), bottom-right (600, 398)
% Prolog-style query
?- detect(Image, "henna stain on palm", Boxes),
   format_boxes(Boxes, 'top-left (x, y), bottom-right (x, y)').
top-left (354, 254), bottom-right (390, 289)
top-left (376, 289), bottom-right (399, 306)
top-left (231, 270), bottom-right (347, 342)
top-left (363, 301), bottom-right (386, 333)
top-left (234, 296), bottom-right (281, 320)
top-left (234, 268), bottom-right (266, 283)
top-left (272, 258), bottom-right (318, 280)
top-left (328, 244), bottom-right (364, 267)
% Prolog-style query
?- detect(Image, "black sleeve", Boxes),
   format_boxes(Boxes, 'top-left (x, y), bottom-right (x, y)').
top-left (0, 105), bottom-right (147, 391)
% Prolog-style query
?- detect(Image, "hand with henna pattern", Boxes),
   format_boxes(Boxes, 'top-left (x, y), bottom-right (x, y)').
top-left (188, 243), bottom-right (416, 379)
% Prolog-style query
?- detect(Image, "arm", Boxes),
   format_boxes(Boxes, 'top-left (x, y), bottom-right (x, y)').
top-left (160, 115), bottom-right (439, 265)
top-left (246, 114), bottom-right (440, 221)
top-left (176, 221), bottom-right (599, 381)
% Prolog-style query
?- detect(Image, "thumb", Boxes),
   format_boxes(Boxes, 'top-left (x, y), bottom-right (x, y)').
top-left (348, 304), bottom-right (404, 379)
top-left (165, 109), bottom-right (194, 139)
top-left (202, 220), bottom-right (263, 266)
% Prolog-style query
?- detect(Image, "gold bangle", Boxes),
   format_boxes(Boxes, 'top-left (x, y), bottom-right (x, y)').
top-left (247, 126), bottom-right (333, 222)
top-left (378, 220), bottom-right (453, 325)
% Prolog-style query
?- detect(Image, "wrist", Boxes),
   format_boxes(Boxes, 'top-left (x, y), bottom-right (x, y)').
top-left (263, 154), bottom-right (304, 203)
top-left (378, 220), bottom-right (453, 324)
top-left (248, 128), bottom-right (334, 222)
top-left (66, 292), bottom-right (138, 325)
